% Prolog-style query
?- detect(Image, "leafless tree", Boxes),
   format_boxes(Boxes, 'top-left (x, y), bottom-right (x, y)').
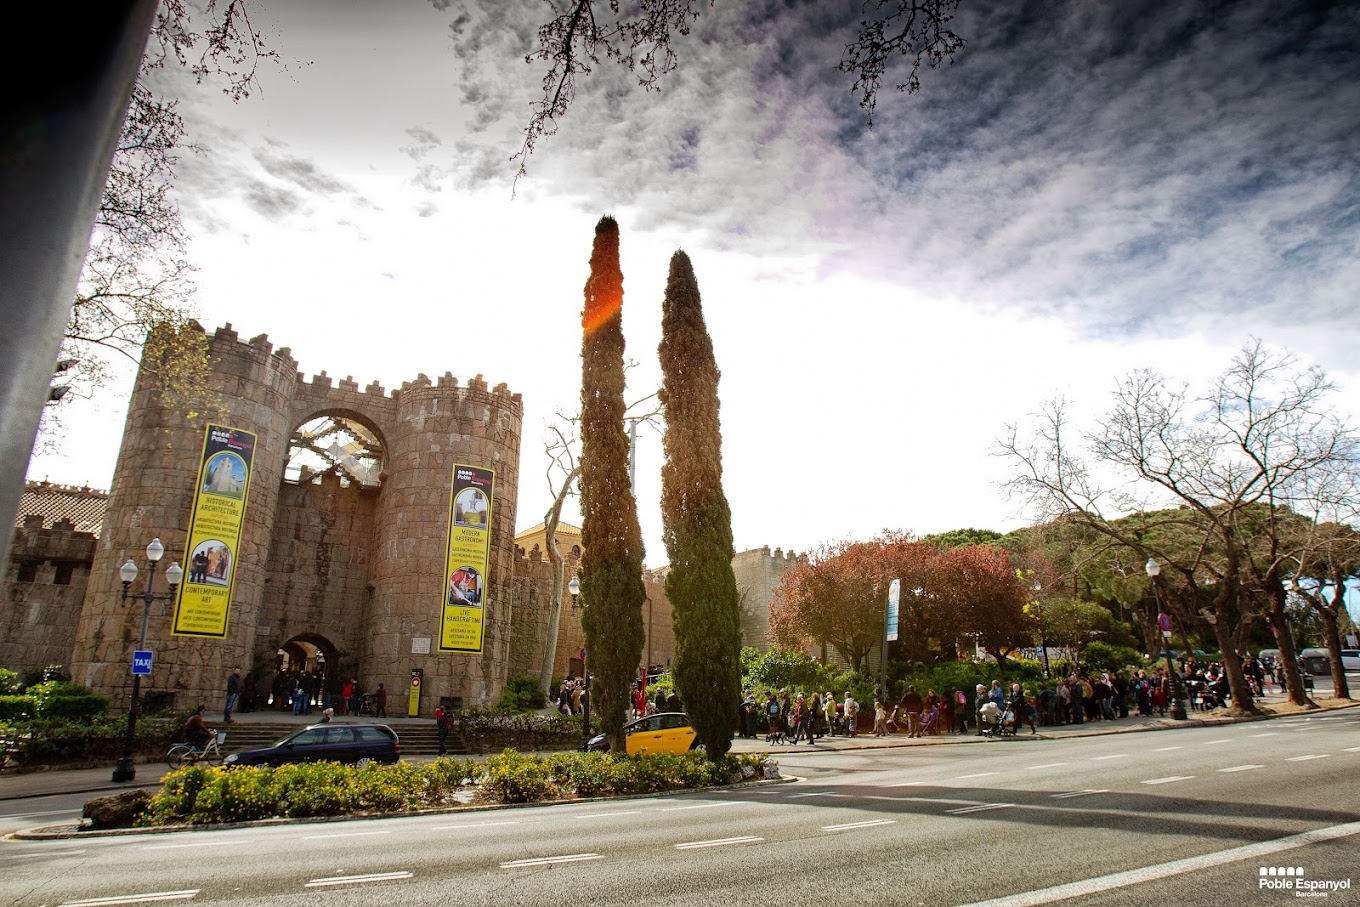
top-left (1000, 341), bottom-right (1360, 714)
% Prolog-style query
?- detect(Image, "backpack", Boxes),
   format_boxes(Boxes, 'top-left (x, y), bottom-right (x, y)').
top-left (768, 700), bottom-right (779, 715)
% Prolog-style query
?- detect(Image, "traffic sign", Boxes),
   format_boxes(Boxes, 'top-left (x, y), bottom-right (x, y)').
top-left (132, 650), bottom-right (154, 675)
top-left (1157, 612), bottom-right (1172, 633)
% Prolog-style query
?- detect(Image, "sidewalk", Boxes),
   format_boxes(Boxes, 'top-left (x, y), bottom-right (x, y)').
top-left (3, 691), bottom-right (1351, 804)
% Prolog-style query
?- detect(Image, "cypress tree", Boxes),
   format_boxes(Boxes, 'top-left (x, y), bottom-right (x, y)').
top-left (658, 250), bottom-right (741, 759)
top-left (578, 216), bottom-right (647, 753)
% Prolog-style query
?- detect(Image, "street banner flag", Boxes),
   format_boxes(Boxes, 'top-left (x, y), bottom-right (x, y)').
top-left (172, 425), bottom-right (256, 637)
top-left (439, 464), bottom-right (494, 653)
top-left (886, 578), bottom-right (901, 642)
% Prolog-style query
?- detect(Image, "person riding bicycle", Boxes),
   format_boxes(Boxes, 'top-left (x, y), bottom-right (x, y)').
top-left (184, 705), bottom-right (214, 751)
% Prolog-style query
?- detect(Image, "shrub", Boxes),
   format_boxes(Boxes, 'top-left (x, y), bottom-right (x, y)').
top-left (126, 750), bottom-right (776, 827)
top-left (497, 674), bottom-right (548, 713)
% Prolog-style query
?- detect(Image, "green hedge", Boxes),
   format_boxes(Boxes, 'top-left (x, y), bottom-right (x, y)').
top-left (1, 714), bottom-right (181, 767)
top-left (455, 706), bottom-right (582, 752)
top-left (136, 750), bottom-right (773, 826)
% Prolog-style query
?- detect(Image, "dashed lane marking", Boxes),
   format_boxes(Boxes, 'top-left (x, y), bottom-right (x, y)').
top-left (822, 819), bottom-right (896, 831)
top-left (947, 803), bottom-right (1015, 815)
top-left (1140, 776), bottom-right (1195, 785)
top-left (1091, 754), bottom-right (1128, 760)
top-left (142, 840), bottom-right (247, 850)
top-left (675, 836), bottom-right (763, 850)
top-left (305, 871), bottom-right (413, 887)
top-left (301, 830), bottom-right (390, 840)
top-left (659, 802), bottom-right (733, 812)
top-left (1217, 764), bottom-right (1265, 773)
top-left (1026, 763), bottom-right (1069, 770)
top-left (501, 854), bottom-right (602, 868)
top-left (1200, 739), bottom-right (1231, 745)
top-left (1286, 754), bottom-right (1330, 762)
top-left (1150, 746), bottom-right (1183, 752)
top-left (58, 891), bottom-right (199, 906)
top-left (956, 772), bottom-right (999, 780)
top-left (431, 821), bottom-right (519, 830)
top-left (789, 791), bottom-right (847, 798)
top-left (1050, 790), bottom-right (1108, 799)
top-left (576, 811), bottom-right (641, 819)
top-left (1247, 733), bottom-right (1279, 738)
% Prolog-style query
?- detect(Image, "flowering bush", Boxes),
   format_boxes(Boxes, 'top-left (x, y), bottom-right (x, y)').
top-left (129, 750), bottom-right (775, 827)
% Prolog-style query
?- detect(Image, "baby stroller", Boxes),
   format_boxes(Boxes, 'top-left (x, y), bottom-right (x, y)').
top-left (979, 701), bottom-right (1016, 738)
top-left (918, 705), bottom-right (940, 736)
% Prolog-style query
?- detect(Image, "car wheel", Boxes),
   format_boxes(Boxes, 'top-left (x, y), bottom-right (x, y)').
top-left (355, 756), bottom-right (373, 769)
top-left (690, 741), bottom-right (706, 753)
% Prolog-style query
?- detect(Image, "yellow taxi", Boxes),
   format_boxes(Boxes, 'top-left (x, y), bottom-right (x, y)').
top-left (585, 712), bottom-right (698, 755)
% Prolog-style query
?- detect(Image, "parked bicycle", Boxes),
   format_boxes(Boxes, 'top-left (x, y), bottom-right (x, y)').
top-left (166, 730), bottom-right (226, 768)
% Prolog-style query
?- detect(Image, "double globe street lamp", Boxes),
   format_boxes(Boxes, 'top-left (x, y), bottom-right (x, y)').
top-left (1145, 558), bottom-right (1188, 721)
top-left (112, 538), bottom-right (183, 782)
top-left (568, 575), bottom-right (592, 751)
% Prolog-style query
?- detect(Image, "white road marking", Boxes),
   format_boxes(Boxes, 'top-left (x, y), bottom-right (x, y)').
top-left (947, 803), bottom-right (1015, 815)
top-left (1217, 764), bottom-right (1264, 773)
top-left (305, 871), bottom-right (413, 887)
top-left (501, 854), bottom-right (602, 868)
top-left (1150, 746), bottom-right (1182, 752)
top-left (822, 819), bottom-right (896, 831)
top-left (789, 791), bottom-right (846, 798)
top-left (1050, 790), bottom-right (1108, 799)
top-left (660, 802), bottom-right (732, 812)
top-left (1200, 739), bottom-right (1231, 745)
top-left (1091, 754), bottom-right (1128, 761)
top-left (301, 830), bottom-right (391, 840)
top-left (958, 820), bottom-right (1360, 907)
top-left (956, 772), bottom-right (999, 779)
top-left (675, 836), bottom-right (762, 849)
top-left (2, 807), bottom-right (81, 819)
top-left (1344, 746), bottom-right (1360, 753)
top-left (576, 810), bottom-right (641, 819)
top-left (1286, 754), bottom-right (1330, 761)
top-left (0, 848), bottom-right (85, 859)
top-left (142, 840), bottom-right (246, 850)
top-left (1027, 763), bottom-right (1069, 770)
top-left (865, 795), bottom-right (979, 806)
top-left (1247, 733), bottom-right (1279, 738)
top-left (1140, 776), bottom-right (1195, 785)
top-left (58, 891), bottom-right (199, 906)
top-left (431, 821), bottom-right (519, 830)
top-left (888, 780), bottom-right (930, 786)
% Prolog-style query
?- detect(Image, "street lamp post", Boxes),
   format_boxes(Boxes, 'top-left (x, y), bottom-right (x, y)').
top-left (1145, 558), bottom-right (1188, 721)
top-left (568, 576), bottom-right (591, 751)
top-left (111, 538), bottom-right (183, 782)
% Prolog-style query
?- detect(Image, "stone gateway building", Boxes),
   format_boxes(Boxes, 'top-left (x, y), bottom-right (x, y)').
top-left (60, 322), bottom-right (540, 716)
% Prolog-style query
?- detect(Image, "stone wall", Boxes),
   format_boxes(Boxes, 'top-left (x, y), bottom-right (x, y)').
top-left (0, 520), bottom-right (96, 673)
top-left (732, 546), bottom-right (800, 651)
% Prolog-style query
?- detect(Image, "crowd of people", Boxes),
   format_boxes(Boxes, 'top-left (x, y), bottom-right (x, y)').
top-left (735, 655), bottom-right (1279, 744)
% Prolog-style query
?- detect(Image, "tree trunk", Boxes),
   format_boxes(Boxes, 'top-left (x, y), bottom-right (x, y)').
top-left (538, 469), bottom-right (578, 699)
top-left (1270, 599), bottom-right (1314, 708)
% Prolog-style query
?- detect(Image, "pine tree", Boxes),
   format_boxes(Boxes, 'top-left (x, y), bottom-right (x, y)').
top-left (658, 250), bottom-right (741, 759)
top-left (578, 216), bottom-right (647, 752)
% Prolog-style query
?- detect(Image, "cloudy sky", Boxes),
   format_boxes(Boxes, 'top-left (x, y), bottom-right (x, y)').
top-left (31, 0), bottom-right (1360, 567)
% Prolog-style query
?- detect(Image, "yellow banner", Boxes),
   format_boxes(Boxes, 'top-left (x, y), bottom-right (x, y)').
top-left (172, 425), bottom-right (256, 638)
top-left (439, 464), bottom-right (493, 653)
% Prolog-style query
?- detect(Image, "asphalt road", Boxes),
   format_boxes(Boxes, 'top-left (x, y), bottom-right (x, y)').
top-left (1, 712), bottom-right (1356, 907)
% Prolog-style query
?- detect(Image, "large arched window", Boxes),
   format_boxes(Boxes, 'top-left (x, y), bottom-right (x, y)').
top-left (285, 415), bottom-right (383, 488)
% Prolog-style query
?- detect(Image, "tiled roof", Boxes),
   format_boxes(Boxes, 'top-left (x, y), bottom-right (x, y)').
top-left (15, 481), bottom-right (109, 536)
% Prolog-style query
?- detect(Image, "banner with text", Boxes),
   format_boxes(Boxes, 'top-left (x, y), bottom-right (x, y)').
top-left (172, 425), bottom-right (256, 638)
top-left (439, 464), bottom-right (494, 653)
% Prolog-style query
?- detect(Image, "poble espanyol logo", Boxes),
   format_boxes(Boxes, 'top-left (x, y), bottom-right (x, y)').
top-left (1259, 865), bottom-right (1353, 898)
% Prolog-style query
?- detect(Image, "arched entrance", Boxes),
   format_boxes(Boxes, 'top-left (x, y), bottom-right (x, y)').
top-left (269, 633), bottom-right (339, 713)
